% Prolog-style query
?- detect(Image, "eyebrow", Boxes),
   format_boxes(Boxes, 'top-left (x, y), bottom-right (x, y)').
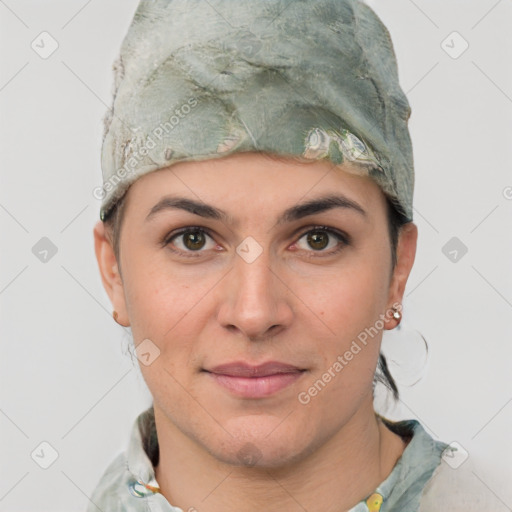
top-left (145, 193), bottom-right (367, 226)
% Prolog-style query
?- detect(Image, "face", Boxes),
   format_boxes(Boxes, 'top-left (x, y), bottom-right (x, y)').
top-left (94, 152), bottom-right (417, 468)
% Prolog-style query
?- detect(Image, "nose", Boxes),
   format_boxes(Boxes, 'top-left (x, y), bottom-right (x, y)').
top-left (216, 247), bottom-right (294, 342)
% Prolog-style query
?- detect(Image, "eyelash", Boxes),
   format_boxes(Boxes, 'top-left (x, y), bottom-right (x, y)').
top-left (162, 225), bottom-right (350, 259)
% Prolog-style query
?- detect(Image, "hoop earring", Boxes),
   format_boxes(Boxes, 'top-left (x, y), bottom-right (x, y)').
top-left (380, 305), bottom-right (429, 387)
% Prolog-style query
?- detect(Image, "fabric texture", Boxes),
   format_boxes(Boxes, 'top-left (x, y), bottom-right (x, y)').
top-left (99, 0), bottom-right (415, 223)
top-left (418, 453), bottom-right (502, 511)
top-left (86, 406), bottom-right (462, 512)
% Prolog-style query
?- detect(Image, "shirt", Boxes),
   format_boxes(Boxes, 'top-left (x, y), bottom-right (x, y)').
top-left (86, 405), bottom-right (489, 511)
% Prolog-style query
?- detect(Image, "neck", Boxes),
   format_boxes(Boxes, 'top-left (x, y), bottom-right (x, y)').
top-left (153, 402), bottom-right (406, 512)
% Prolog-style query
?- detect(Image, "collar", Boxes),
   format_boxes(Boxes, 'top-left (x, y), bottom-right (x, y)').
top-left (125, 406), bottom-right (448, 511)
top-left (357, 415), bottom-right (449, 511)
top-left (126, 405), bottom-right (161, 497)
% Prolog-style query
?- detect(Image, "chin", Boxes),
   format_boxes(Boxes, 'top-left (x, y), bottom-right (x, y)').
top-left (211, 440), bottom-right (304, 470)
top-left (204, 416), bottom-right (314, 470)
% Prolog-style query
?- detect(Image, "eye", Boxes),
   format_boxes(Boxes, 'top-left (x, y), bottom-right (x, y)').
top-left (293, 226), bottom-right (349, 256)
top-left (164, 227), bottom-right (218, 257)
top-left (162, 225), bottom-right (350, 259)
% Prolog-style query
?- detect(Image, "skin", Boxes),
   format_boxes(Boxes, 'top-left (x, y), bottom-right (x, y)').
top-left (94, 152), bottom-right (417, 512)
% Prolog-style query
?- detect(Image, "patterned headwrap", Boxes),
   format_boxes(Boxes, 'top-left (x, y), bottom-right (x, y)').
top-left (99, 0), bottom-right (414, 222)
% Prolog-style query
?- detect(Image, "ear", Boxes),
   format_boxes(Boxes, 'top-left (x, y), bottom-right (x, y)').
top-left (93, 220), bottom-right (130, 326)
top-left (385, 222), bottom-right (418, 328)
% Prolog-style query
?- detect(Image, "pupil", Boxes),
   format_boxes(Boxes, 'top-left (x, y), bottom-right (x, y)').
top-left (185, 231), bottom-right (205, 250)
top-left (307, 230), bottom-right (328, 250)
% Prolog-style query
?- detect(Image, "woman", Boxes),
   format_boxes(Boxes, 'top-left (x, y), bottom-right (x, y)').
top-left (90, 0), bottom-right (488, 510)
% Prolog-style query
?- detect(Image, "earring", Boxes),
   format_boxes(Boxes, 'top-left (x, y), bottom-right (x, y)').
top-left (380, 305), bottom-right (429, 388)
top-left (113, 310), bottom-right (120, 323)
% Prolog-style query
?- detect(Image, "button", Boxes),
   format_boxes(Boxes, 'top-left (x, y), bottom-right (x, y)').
top-left (128, 479), bottom-right (154, 498)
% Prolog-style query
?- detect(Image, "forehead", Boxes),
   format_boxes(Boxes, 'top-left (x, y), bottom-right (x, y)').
top-left (123, 152), bottom-right (387, 222)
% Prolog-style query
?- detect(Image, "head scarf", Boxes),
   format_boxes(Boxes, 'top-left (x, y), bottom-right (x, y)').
top-left (99, 0), bottom-right (414, 222)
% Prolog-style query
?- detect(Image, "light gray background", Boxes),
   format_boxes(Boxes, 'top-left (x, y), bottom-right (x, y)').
top-left (1, 1), bottom-right (511, 510)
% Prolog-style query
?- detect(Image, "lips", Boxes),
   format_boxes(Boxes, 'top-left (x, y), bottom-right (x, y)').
top-left (206, 361), bottom-right (304, 377)
top-left (204, 361), bottom-right (306, 398)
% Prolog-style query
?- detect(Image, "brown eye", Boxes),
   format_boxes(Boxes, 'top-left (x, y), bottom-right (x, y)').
top-left (295, 226), bottom-right (349, 255)
top-left (182, 230), bottom-right (207, 250)
top-left (307, 230), bottom-right (330, 250)
top-left (164, 227), bottom-right (217, 256)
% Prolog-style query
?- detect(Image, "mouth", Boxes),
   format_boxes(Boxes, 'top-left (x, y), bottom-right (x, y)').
top-left (202, 361), bottom-right (307, 398)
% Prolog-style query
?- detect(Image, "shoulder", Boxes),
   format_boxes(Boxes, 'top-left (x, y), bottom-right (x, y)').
top-left (419, 456), bottom-right (499, 512)
top-left (86, 452), bottom-right (130, 512)
top-left (379, 416), bottom-right (502, 512)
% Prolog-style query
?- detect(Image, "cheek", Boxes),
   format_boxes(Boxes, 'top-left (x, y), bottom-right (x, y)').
top-left (120, 252), bottom-right (223, 373)
top-left (305, 258), bottom-right (390, 339)
top-left (296, 251), bottom-right (389, 394)
top-left (121, 248), bottom-right (193, 328)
